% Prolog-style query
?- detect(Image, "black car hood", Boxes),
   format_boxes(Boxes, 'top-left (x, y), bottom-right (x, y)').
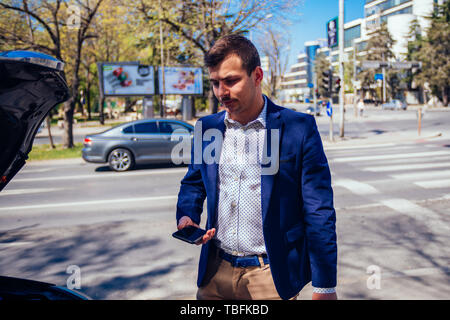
top-left (0, 51), bottom-right (70, 192)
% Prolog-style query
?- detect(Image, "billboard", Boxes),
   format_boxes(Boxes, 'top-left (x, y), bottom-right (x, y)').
top-left (327, 17), bottom-right (338, 48)
top-left (100, 63), bottom-right (155, 96)
top-left (158, 67), bottom-right (203, 95)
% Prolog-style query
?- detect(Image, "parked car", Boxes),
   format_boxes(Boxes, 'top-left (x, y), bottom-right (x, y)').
top-left (82, 119), bottom-right (194, 171)
top-left (363, 99), bottom-right (381, 106)
top-left (382, 99), bottom-right (408, 110)
top-left (0, 50), bottom-right (90, 299)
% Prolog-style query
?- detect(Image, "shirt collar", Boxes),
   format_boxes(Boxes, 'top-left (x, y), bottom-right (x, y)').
top-left (224, 95), bottom-right (267, 128)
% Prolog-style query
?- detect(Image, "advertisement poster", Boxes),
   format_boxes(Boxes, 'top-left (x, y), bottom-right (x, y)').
top-left (327, 17), bottom-right (338, 48)
top-left (102, 64), bottom-right (155, 95)
top-left (158, 67), bottom-right (203, 95)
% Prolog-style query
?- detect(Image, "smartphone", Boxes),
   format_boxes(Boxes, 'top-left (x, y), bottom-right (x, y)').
top-left (172, 226), bottom-right (207, 244)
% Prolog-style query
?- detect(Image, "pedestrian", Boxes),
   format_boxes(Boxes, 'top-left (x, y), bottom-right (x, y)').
top-left (358, 98), bottom-right (365, 117)
top-left (176, 34), bottom-right (337, 300)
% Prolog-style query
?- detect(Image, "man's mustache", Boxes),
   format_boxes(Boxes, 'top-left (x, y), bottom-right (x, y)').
top-left (219, 97), bottom-right (234, 105)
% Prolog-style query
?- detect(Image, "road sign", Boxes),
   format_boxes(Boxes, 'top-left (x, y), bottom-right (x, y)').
top-left (362, 60), bottom-right (423, 70)
top-left (326, 101), bottom-right (332, 117)
top-left (391, 61), bottom-right (422, 69)
top-left (374, 73), bottom-right (383, 81)
top-left (308, 82), bottom-right (314, 88)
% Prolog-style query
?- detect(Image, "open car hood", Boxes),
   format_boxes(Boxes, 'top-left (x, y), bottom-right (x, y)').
top-left (0, 51), bottom-right (70, 192)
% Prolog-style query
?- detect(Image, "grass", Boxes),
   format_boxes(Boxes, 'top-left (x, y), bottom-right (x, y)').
top-left (28, 143), bottom-right (84, 161)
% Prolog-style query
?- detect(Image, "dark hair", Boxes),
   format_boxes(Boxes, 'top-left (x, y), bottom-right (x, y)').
top-left (204, 34), bottom-right (261, 76)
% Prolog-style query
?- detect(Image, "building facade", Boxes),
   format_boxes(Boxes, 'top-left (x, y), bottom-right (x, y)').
top-left (281, 0), bottom-right (443, 104)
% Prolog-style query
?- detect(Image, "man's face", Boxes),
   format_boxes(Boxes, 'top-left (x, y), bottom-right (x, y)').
top-left (208, 54), bottom-right (262, 120)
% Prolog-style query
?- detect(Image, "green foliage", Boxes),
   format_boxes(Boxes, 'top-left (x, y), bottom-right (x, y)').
top-left (357, 22), bottom-right (396, 100)
top-left (413, 1), bottom-right (450, 105)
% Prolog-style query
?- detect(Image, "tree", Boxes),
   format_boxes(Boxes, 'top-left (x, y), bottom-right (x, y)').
top-left (357, 22), bottom-right (396, 101)
top-left (257, 28), bottom-right (290, 102)
top-left (404, 18), bottom-right (426, 103)
top-left (414, 1), bottom-right (450, 106)
top-left (134, 0), bottom-right (303, 113)
top-left (0, 0), bottom-right (104, 148)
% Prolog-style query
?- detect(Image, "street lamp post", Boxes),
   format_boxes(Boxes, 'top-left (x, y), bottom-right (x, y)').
top-left (339, 0), bottom-right (345, 137)
top-left (158, 0), bottom-right (166, 118)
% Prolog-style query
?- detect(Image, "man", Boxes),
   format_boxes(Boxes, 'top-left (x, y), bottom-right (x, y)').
top-left (176, 34), bottom-right (337, 300)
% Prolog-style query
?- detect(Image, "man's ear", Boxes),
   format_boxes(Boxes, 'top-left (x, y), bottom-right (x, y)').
top-left (253, 66), bottom-right (263, 86)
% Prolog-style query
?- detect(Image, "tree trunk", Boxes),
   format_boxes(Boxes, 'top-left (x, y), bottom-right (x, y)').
top-left (443, 86), bottom-right (449, 106)
top-left (99, 96), bottom-right (105, 125)
top-left (86, 84), bottom-right (92, 120)
top-left (46, 115), bottom-right (55, 149)
top-left (62, 99), bottom-right (75, 148)
top-left (208, 88), bottom-right (218, 114)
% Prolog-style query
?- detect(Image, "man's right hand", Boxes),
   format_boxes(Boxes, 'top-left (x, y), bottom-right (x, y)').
top-left (177, 216), bottom-right (216, 245)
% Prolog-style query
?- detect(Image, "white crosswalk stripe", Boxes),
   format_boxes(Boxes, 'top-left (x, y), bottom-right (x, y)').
top-left (333, 150), bottom-right (450, 163)
top-left (327, 142), bottom-right (449, 231)
top-left (414, 179), bottom-right (450, 189)
top-left (364, 162), bottom-right (450, 172)
top-left (333, 179), bottom-right (379, 195)
top-left (392, 170), bottom-right (450, 180)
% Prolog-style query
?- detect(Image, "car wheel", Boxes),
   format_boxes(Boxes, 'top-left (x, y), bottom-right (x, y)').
top-left (108, 148), bottom-right (134, 172)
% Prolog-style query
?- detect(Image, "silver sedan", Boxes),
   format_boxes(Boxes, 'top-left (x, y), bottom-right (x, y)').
top-left (82, 119), bottom-right (194, 171)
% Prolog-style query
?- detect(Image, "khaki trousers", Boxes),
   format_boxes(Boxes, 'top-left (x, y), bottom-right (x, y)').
top-left (197, 248), bottom-right (298, 300)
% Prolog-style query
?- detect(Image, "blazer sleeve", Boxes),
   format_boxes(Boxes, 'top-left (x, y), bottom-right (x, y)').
top-left (176, 122), bottom-right (207, 226)
top-left (300, 115), bottom-right (337, 288)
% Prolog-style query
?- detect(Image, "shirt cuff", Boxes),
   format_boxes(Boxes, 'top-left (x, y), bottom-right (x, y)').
top-left (312, 287), bottom-right (336, 294)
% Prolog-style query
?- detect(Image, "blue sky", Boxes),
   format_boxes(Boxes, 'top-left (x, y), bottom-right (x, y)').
top-left (277, 0), bottom-right (366, 67)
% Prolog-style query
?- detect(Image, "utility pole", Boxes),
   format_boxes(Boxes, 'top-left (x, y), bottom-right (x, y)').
top-left (313, 69), bottom-right (317, 109)
top-left (158, 0), bottom-right (166, 118)
top-left (353, 42), bottom-right (358, 118)
top-left (382, 52), bottom-right (386, 103)
top-left (339, 0), bottom-right (345, 137)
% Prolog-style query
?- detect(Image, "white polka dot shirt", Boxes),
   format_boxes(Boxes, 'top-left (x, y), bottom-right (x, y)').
top-left (214, 96), bottom-right (267, 257)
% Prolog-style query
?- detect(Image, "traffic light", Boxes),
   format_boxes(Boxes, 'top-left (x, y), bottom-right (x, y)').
top-left (334, 77), bottom-right (341, 94)
top-left (321, 70), bottom-right (333, 97)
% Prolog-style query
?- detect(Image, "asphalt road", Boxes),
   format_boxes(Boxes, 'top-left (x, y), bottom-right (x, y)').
top-left (1, 109), bottom-right (449, 300)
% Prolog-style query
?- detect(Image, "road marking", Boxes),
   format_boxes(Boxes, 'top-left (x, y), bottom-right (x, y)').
top-left (0, 195), bottom-right (178, 212)
top-left (0, 188), bottom-right (63, 196)
top-left (0, 241), bottom-right (33, 247)
top-left (12, 167), bottom-right (188, 183)
top-left (333, 179), bottom-right (379, 195)
top-left (325, 143), bottom-right (396, 151)
top-left (380, 198), bottom-right (447, 231)
top-left (20, 168), bottom-right (53, 174)
top-left (391, 169), bottom-right (450, 180)
top-left (414, 179), bottom-right (450, 189)
top-left (335, 194), bottom-right (450, 212)
top-left (333, 150), bottom-right (450, 163)
top-left (364, 162), bottom-right (450, 172)
top-left (365, 155), bottom-right (450, 166)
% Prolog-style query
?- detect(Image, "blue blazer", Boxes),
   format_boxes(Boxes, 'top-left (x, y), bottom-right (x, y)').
top-left (176, 97), bottom-right (337, 300)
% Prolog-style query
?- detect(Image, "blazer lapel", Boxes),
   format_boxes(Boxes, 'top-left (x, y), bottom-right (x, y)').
top-left (261, 100), bottom-right (283, 226)
top-left (205, 112), bottom-right (225, 227)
